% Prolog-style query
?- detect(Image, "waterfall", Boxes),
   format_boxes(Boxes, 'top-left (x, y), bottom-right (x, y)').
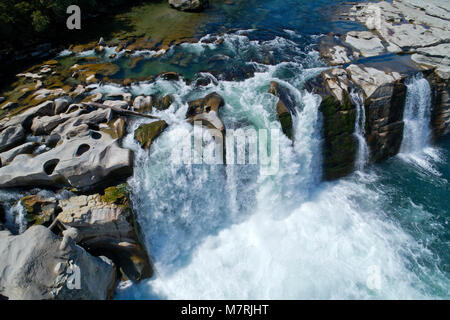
top-left (398, 73), bottom-right (442, 174)
top-left (114, 32), bottom-right (447, 300)
top-left (350, 90), bottom-right (369, 171)
top-left (400, 73), bottom-right (432, 154)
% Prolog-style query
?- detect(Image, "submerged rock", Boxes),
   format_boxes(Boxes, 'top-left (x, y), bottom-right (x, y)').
top-left (0, 225), bottom-right (117, 300)
top-left (186, 92), bottom-right (225, 132)
top-left (134, 120), bottom-right (168, 149)
top-left (168, 0), bottom-right (209, 12)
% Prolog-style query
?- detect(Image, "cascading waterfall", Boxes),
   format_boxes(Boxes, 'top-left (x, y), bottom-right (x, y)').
top-left (108, 32), bottom-right (448, 300)
top-left (399, 73), bottom-right (442, 174)
top-left (351, 90), bottom-right (369, 171)
top-left (400, 73), bottom-right (432, 154)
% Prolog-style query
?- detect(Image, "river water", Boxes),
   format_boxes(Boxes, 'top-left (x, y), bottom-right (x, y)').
top-left (104, 1), bottom-right (448, 298)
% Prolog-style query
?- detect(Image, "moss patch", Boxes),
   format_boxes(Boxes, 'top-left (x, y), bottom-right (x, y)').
top-left (134, 120), bottom-right (168, 149)
top-left (102, 183), bottom-right (130, 206)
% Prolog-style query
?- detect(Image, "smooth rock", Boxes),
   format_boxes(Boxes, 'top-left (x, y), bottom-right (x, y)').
top-left (56, 185), bottom-right (152, 282)
top-left (0, 225), bottom-right (117, 300)
top-left (0, 142), bottom-right (38, 165)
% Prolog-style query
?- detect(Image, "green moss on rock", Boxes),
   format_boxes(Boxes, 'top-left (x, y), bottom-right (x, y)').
top-left (102, 183), bottom-right (130, 206)
top-left (134, 120), bottom-right (168, 149)
top-left (320, 94), bottom-right (358, 180)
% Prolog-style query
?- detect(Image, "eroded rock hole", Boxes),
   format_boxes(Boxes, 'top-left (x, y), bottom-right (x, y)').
top-left (75, 144), bottom-right (91, 157)
top-left (90, 131), bottom-right (102, 140)
top-left (43, 159), bottom-right (60, 175)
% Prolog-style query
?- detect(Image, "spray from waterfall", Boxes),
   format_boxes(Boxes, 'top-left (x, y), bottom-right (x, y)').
top-left (351, 90), bottom-right (369, 171)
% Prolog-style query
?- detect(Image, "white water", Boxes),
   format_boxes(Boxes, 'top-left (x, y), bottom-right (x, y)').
top-left (399, 74), bottom-right (442, 175)
top-left (351, 90), bottom-right (369, 171)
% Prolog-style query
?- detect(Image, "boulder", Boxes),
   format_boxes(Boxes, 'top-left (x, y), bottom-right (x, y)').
top-left (20, 193), bottom-right (57, 227)
top-left (103, 100), bottom-right (129, 110)
top-left (133, 96), bottom-right (153, 112)
top-left (0, 142), bottom-right (39, 165)
top-left (0, 225), bottom-right (117, 300)
top-left (54, 97), bottom-right (73, 114)
top-left (186, 92), bottom-right (225, 131)
top-left (157, 94), bottom-right (175, 110)
top-left (0, 125), bottom-right (26, 153)
top-left (168, 0), bottom-right (209, 12)
top-left (0, 109), bottom-right (133, 191)
top-left (268, 81), bottom-right (296, 140)
top-left (1, 100), bottom-right (55, 130)
top-left (31, 107), bottom-right (85, 136)
top-left (344, 31), bottom-right (385, 57)
top-left (134, 120), bottom-right (168, 149)
top-left (56, 184), bottom-right (152, 282)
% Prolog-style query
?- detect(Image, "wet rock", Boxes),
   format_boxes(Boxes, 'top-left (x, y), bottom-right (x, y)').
top-left (0, 225), bottom-right (117, 300)
top-left (427, 72), bottom-right (450, 138)
top-left (56, 184), bottom-right (153, 282)
top-left (133, 96), bottom-right (153, 112)
top-left (20, 193), bottom-right (57, 227)
top-left (168, 0), bottom-right (209, 12)
top-left (346, 64), bottom-right (406, 162)
top-left (268, 81), bottom-right (296, 140)
top-left (156, 94), bottom-right (174, 110)
top-left (134, 120), bottom-right (168, 149)
top-left (186, 92), bottom-right (225, 131)
top-left (311, 69), bottom-right (357, 180)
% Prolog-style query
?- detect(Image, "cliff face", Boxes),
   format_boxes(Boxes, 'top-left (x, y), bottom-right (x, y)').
top-left (428, 73), bottom-right (450, 139)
